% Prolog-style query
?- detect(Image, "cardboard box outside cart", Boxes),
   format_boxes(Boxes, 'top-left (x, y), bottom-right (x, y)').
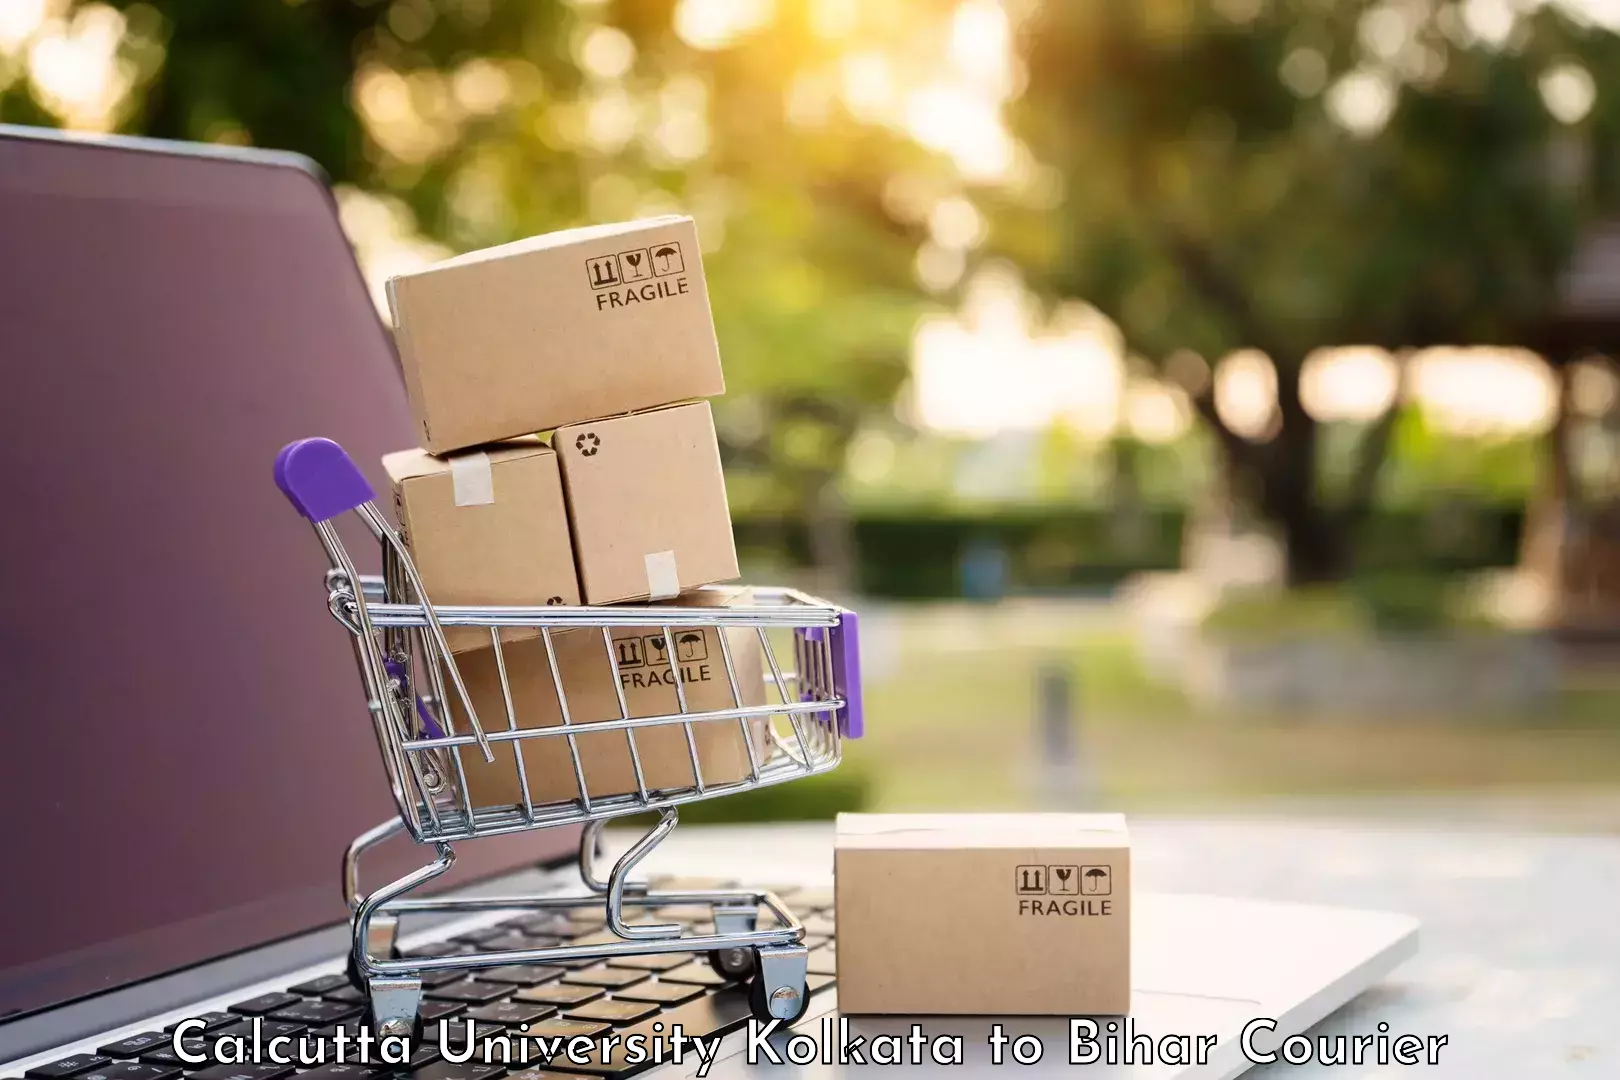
top-left (834, 812), bottom-right (1130, 1015)
top-left (383, 442), bottom-right (580, 654)
top-left (386, 216), bottom-right (726, 454)
top-left (449, 588), bottom-right (770, 808)
top-left (555, 401), bottom-right (740, 605)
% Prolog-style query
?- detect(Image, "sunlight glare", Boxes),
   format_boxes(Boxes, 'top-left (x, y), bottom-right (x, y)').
top-left (910, 268), bottom-right (1125, 438)
top-left (840, 51), bottom-right (896, 123)
top-left (1301, 347), bottom-right (1399, 422)
top-left (906, 81), bottom-right (1015, 181)
top-left (26, 3), bottom-right (131, 131)
top-left (1325, 68), bottom-right (1396, 137)
top-left (577, 24), bottom-right (636, 81)
top-left (0, 0), bottom-right (50, 55)
top-left (809, 0), bottom-right (860, 40)
top-left (674, 0), bottom-right (774, 51)
top-left (1214, 350), bottom-right (1279, 439)
top-left (1540, 62), bottom-right (1596, 124)
top-left (1413, 348), bottom-right (1557, 435)
top-left (949, 0), bottom-right (1012, 96)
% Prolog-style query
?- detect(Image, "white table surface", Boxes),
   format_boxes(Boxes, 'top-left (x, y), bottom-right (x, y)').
top-left (609, 817), bottom-right (1620, 1077)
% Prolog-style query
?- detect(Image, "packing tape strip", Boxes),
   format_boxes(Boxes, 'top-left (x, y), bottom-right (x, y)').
top-left (645, 550), bottom-right (679, 601)
top-left (450, 451), bottom-right (496, 507)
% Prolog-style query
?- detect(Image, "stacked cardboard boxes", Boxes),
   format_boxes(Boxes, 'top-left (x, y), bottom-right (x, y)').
top-left (381, 216), bottom-right (762, 805)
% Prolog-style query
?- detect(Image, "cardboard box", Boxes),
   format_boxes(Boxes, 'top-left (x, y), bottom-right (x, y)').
top-left (387, 216), bottom-right (725, 454)
top-left (383, 442), bottom-right (579, 653)
top-left (555, 401), bottom-right (739, 605)
top-left (449, 588), bottom-right (769, 807)
top-left (834, 813), bottom-right (1130, 1015)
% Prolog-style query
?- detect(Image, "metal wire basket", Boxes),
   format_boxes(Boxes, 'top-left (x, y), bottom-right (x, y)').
top-left (274, 437), bottom-right (864, 1031)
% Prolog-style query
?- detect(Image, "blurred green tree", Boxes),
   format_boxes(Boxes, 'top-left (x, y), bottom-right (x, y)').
top-left (1003, 0), bottom-right (1620, 584)
top-left (0, 0), bottom-right (945, 588)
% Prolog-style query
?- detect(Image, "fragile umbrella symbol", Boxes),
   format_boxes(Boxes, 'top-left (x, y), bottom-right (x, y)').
top-left (1083, 867), bottom-right (1110, 893)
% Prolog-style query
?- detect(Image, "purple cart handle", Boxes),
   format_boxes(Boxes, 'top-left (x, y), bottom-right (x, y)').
top-left (802, 613), bottom-right (863, 738)
top-left (275, 437), bottom-right (376, 522)
top-left (831, 612), bottom-right (864, 738)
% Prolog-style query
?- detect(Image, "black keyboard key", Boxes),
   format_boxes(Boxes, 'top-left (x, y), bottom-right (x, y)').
top-left (462, 1000), bottom-right (555, 1026)
top-left (228, 992), bottom-right (302, 1016)
top-left (403, 1064), bottom-right (503, 1080)
top-left (136, 1041), bottom-right (206, 1068)
top-left (96, 1034), bottom-right (170, 1059)
top-left (559, 966), bottom-right (647, 990)
top-left (418, 968), bottom-right (473, 988)
top-left (306, 1019), bottom-right (372, 1043)
top-left (454, 930), bottom-right (534, 952)
top-left (213, 1021), bottom-right (307, 1043)
top-left (399, 941), bottom-right (479, 960)
top-left (269, 1001), bottom-right (362, 1026)
top-left (508, 1071), bottom-right (585, 1080)
top-left (610, 980), bottom-right (704, 1006)
top-left (187, 1065), bottom-right (296, 1080)
top-left (521, 1017), bottom-right (610, 1040)
top-left (566, 909), bottom-right (608, 929)
top-left (423, 1020), bottom-right (504, 1046)
top-left (418, 1000), bottom-right (466, 1023)
top-left (287, 974), bottom-right (352, 996)
top-left (473, 964), bottom-right (563, 986)
top-left (512, 913), bottom-right (574, 937)
top-left (295, 1066), bottom-right (377, 1080)
top-left (422, 980), bottom-right (509, 1004)
top-left (546, 987), bottom-right (753, 1075)
top-left (165, 1012), bottom-right (236, 1034)
top-left (73, 1065), bottom-right (180, 1080)
top-left (322, 984), bottom-right (368, 1005)
top-left (657, 962), bottom-right (730, 987)
top-left (379, 1045), bottom-right (440, 1074)
top-left (560, 999), bottom-right (659, 1026)
top-left (27, 1058), bottom-right (112, 1078)
top-left (602, 953), bottom-right (689, 972)
top-left (512, 984), bottom-right (602, 1007)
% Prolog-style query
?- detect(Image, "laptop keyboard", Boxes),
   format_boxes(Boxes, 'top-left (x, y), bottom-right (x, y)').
top-left (15, 889), bottom-right (835, 1080)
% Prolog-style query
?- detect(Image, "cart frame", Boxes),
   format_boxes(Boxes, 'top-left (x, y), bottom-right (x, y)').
top-left (274, 437), bottom-right (863, 1034)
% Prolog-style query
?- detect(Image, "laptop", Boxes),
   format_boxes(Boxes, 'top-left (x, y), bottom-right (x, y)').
top-left (0, 125), bottom-right (1417, 1079)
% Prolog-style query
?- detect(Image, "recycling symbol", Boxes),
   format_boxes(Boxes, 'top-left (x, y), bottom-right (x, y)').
top-left (576, 432), bottom-right (601, 456)
top-left (546, 596), bottom-right (565, 606)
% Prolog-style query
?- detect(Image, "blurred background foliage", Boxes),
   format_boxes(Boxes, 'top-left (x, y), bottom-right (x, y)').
top-left (16, 0), bottom-right (1620, 815)
top-left (10, 0), bottom-right (1620, 598)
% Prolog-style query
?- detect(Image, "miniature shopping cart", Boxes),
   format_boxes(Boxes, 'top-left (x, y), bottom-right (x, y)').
top-left (273, 437), bottom-right (863, 1035)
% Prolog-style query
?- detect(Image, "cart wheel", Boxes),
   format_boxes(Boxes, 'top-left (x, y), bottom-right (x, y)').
top-left (709, 945), bottom-right (756, 980)
top-left (374, 1010), bottom-right (425, 1044)
top-left (748, 970), bottom-right (811, 1024)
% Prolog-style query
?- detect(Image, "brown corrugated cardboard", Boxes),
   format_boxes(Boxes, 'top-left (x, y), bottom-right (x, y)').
top-left (386, 216), bottom-right (725, 454)
top-left (834, 812), bottom-right (1130, 1015)
top-left (451, 588), bottom-right (768, 807)
top-left (383, 441), bottom-right (579, 653)
top-left (555, 401), bottom-right (739, 605)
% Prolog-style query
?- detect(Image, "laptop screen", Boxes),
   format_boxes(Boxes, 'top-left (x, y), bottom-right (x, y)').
top-left (0, 131), bottom-right (572, 1022)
